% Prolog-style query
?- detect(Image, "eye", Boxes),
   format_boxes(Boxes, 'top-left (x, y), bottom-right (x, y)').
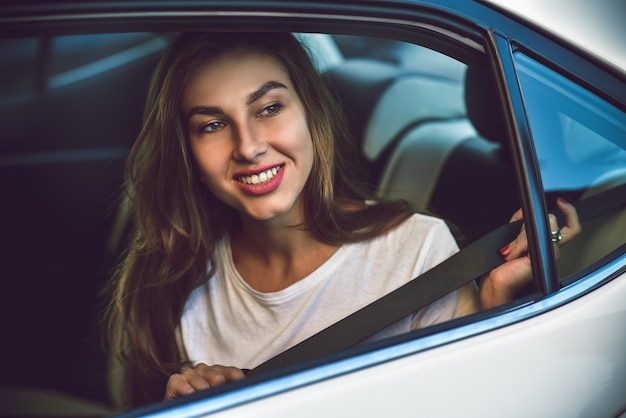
top-left (258, 102), bottom-right (283, 117)
top-left (198, 120), bottom-right (226, 134)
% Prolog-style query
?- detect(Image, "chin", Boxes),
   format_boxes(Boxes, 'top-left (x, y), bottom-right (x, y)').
top-left (243, 204), bottom-right (301, 223)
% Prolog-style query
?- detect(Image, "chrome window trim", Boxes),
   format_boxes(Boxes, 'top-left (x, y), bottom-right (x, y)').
top-left (0, 11), bottom-right (485, 52)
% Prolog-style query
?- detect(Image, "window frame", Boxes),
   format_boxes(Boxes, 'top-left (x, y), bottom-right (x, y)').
top-left (2, 1), bottom-right (626, 416)
top-left (497, 31), bottom-right (626, 291)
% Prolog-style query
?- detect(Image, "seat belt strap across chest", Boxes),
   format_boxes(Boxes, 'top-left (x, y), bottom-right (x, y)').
top-left (250, 182), bottom-right (626, 375)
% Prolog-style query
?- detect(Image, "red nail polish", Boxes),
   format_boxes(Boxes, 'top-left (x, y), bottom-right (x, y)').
top-left (558, 197), bottom-right (568, 205)
top-left (499, 244), bottom-right (510, 255)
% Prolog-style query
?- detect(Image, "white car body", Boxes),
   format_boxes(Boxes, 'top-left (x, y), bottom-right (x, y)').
top-left (484, 0), bottom-right (626, 75)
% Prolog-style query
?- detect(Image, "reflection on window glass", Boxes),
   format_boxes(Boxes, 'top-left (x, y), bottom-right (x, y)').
top-left (0, 38), bottom-right (38, 99)
top-left (49, 33), bottom-right (167, 89)
top-left (332, 34), bottom-right (467, 82)
top-left (0, 33), bottom-right (167, 101)
top-left (515, 53), bottom-right (626, 192)
top-left (50, 33), bottom-right (158, 75)
top-left (515, 52), bottom-right (626, 279)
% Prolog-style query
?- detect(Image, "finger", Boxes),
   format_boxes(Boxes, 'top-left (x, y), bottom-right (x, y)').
top-left (500, 208), bottom-right (526, 259)
top-left (194, 364), bottom-right (245, 387)
top-left (509, 208), bottom-right (523, 222)
top-left (501, 225), bottom-right (528, 261)
top-left (548, 213), bottom-right (559, 237)
top-left (181, 366), bottom-right (213, 391)
top-left (191, 364), bottom-right (225, 388)
top-left (556, 197), bottom-right (581, 245)
top-left (548, 214), bottom-right (561, 259)
top-left (164, 373), bottom-right (196, 400)
top-left (214, 365), bottom-right (246, 381)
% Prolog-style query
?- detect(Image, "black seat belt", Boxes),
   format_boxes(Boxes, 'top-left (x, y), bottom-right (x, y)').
top-left (250, 182), bottom-right (626, 375)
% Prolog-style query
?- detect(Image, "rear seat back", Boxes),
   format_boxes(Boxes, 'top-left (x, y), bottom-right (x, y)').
top-left (362, 70), bottom-right (467, 165)
top-left (325, 55), bottom-right (520, 244)
top-left (377, 66), bottom-right (519, 243)
top-left (430, 67), bottom-right (520, 242)
top-left (323, 58), bottom-right (466, 186)
top-left (323, 59), bottom-right (404, 184)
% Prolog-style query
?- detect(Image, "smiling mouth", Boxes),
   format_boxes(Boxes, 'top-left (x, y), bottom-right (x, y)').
top-left (236, 165), bottom-right (283, 185)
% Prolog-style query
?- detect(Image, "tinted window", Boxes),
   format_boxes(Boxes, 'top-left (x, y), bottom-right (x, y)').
top-left (0, 38), bottom-right (38, 100)
top-left (515, 53), bottom-right (626, 278)
top-left (0, 33), bottom-right (164, 100)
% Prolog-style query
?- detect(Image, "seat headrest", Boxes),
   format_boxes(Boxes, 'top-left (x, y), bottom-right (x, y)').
top-left (464, 67), bottom-right (508, 145)
top-left (325, 58), bottom-right (467, 162)
top-left (323, 59), bottom-right (401, 149)
top-left (362, 76), bottom-right (465, 161)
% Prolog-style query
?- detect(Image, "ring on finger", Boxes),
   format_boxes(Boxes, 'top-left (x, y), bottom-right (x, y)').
top-left (550, 229), bottom-right (563, 243)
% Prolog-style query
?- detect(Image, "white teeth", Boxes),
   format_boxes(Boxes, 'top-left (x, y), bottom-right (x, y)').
top-left (238, 166), bottom-right (281, 185)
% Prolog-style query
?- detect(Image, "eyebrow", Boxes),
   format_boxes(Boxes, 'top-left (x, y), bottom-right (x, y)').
top-left (186, 105), bottom-right (224, 122)
top-left (246, 81), bottom-right (288, 105)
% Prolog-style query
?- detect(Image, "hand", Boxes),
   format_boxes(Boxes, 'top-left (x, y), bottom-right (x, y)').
top-left (164, 363), bottom-right (246, 400)
top-left (479, 198), bottom-right (581, 309)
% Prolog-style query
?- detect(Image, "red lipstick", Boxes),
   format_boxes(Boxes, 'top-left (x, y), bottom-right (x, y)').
top-left (234, 164), bottom-right (284, 196)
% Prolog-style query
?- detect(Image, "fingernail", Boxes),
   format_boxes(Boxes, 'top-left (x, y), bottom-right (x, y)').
top-left (558, 197), bottom-right (568, 205)
top-left (499, 244), bottom-right (510, 255)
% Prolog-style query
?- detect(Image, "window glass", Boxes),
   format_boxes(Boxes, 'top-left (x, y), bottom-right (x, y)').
top-left (50, 33), bottom-right (158, 75)
top-left (0, 33), bottom-right (165, 101)
top-left (48, 33), bottom-right (166, 89)
top-left (0, 38), bottom-right (38, 100)
top-left (332, 34), bottom-right (466, 82)
top-left (515, 53), bottom-right (626, 278)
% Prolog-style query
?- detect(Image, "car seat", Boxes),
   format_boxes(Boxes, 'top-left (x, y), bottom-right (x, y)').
top-left (324, 57), bottom-right (469, 187)
top-left (323, 58), bottom-right (407, 185)
top-left (431, 66), bottom-right (520, 242)
top-left (376, 66), bottom-right (519, 244)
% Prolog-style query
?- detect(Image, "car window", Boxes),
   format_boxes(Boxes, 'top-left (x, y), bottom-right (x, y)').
top-left (0, 32), bottom-right (165, 409)
top-left (0, 37), bottom-right (38, 100)
top-left (0, 33), bottom-right (163, 100)
top-left (332, 34), bottom-right (467, 82)
top-left (2, 26), bottom-right (517, 408)
top-left (324, 35), bottom-right (521, 246)
top-left (515, 52), bottom-right (626, 279)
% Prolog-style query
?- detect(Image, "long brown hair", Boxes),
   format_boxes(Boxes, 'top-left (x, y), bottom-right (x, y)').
top-left (105, 32), bottom-right (413, 407)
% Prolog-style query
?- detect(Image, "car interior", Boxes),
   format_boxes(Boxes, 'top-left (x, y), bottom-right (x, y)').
top-left (1, 29), bottom-right (624, 416)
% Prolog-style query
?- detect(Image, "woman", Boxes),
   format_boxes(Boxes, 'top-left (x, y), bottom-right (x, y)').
top-left (105, 32), bottom-right (580, 407)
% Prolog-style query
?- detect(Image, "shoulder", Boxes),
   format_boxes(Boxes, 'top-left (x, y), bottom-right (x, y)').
top-left (372, 212), bottom-right (459, 270)
top-left (384, 212), bottom-right (454, 245)
top-left (401, 212), bottom-right (450, 231)
top-left (357, 211), bottom-right (457, 257)
top-left (341, 212), bottom-right (459, 303)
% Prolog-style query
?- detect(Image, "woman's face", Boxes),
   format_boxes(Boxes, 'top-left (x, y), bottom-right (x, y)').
top-left (181, 51), bottom-right (314, 224)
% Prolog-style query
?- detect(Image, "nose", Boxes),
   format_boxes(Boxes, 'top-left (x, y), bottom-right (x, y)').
top-left (231, 122), bottom-right (268, 162)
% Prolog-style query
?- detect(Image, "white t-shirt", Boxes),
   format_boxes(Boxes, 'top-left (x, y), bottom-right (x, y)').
top-left (179, 213), bottom-right (478, 369)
